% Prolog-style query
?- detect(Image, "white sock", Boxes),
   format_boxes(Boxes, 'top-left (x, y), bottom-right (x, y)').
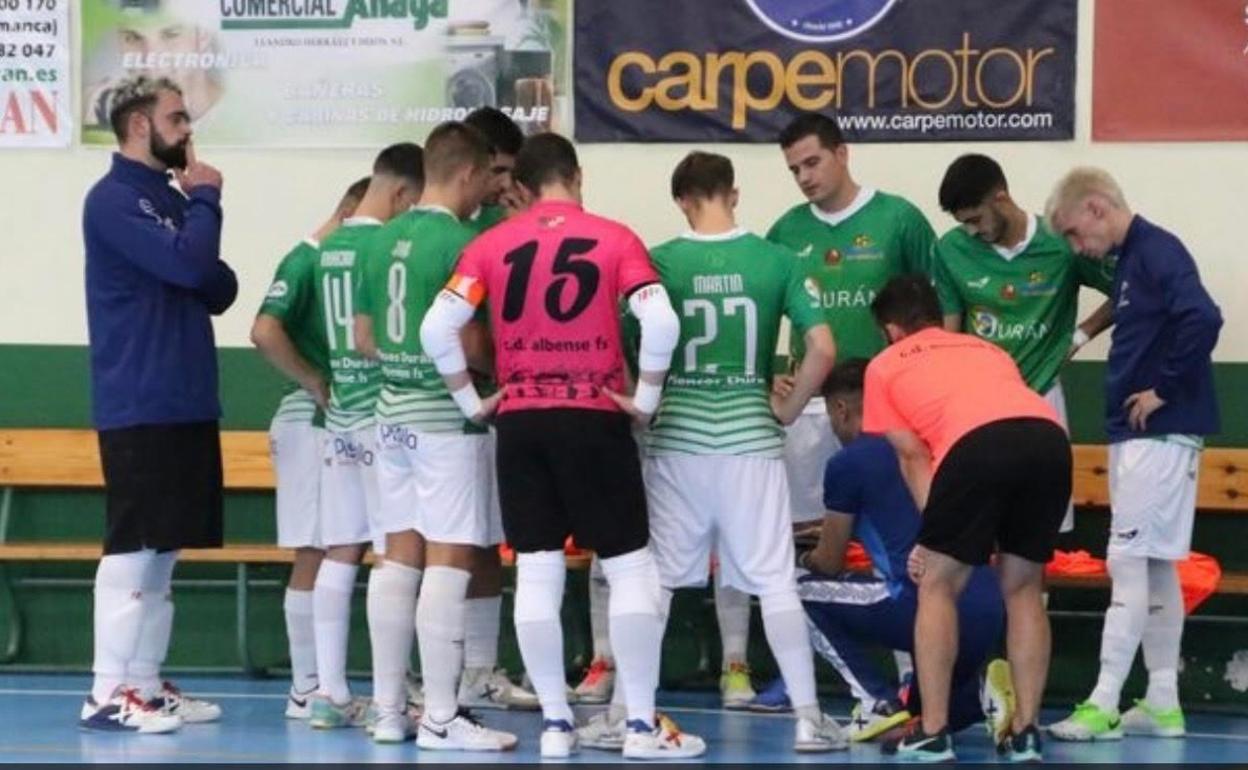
top-left (1089, 554), bottom-right (1149, 713)
top-left (588, 555), bottom-right (613, 662)
top-left (314, 559), bottom-right (359, 704)
top-left (601, 548), bottom-right (664, 729)
top-left (284, 588), bottom-right (318, 693)
top-left (464, 596), bottom-right (502, 672)
top-left (760, 590), bottom-right (821, 723)
top-left (366, 562), bottom-right (421, 713)
top-left (416, 566), bottom-right (472, 722)
top-left (129, 550), bottom-right (178, 699)
top-left (1142, 559), bottom-right (1184, 709)
top-left (91, 550), bottom-right (154, 703)
top-left (514, 550), bottom-right (573, 723)
top-left (715, 579), bottom-right (751, 667)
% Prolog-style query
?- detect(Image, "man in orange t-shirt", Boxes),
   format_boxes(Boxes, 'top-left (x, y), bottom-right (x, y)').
top-left (861, 275), bottom-right (1071, 762)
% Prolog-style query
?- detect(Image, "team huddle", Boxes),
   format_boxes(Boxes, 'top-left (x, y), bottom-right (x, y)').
top-left (81, 75), bottom-right (1223, 763)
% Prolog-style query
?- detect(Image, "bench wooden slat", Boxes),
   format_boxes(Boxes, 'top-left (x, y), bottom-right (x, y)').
top-left (0, 542), bottom-right (593, 570)
top-left (1070, 445), bottom-right (1248, 511)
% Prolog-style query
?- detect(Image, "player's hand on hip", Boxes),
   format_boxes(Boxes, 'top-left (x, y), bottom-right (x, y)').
top-left (907, 545), bottom-right (928, 583)
top-left (303, 376), bottom-right (330, 410)
top-left (471, 388), bottom-right (506, 426)
top-left (1124, 388), bottom-right (1164, 431)
top-left (770, 391), bottom-right (801, 426)
top-left (604, 388), bottom-right (652, 428)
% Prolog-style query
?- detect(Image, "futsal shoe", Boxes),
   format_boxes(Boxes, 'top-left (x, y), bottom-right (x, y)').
top-left (998, 724), bottom-right (1044, 762)
top-left (372, 708), bottom-right (418, 744)
top-left (309, 694), bottom-right (370, 729)
top-left (577, 710), bottom-right (626, 751)
top-left (416, 708), bottom-right (518, 751)
top-left (1122, 700), bottom-right (1186, 737)
top-left (151, 680), bottom-right (221, 723)
top-left (285, 685), bottom-right (316, 719)
top-left (458, 667), bottom-right (540, 710)
top-left (79, 687), bottom-right (182, 734)
top-left (540, 718), bottom-right (579, 758)
top-left (848, 699), bottom-right (911, 742)
top-left (573, 658), bottom-right (616, 704)
top-left (1048, 702), bottom-right (1123, 741)
top-left (982, 658), bottom-right (1017, 744)
top-left (719, 661), bottom-right (756, 710)
top-left (621, 713), bottom-right (707, 760)
top-left (795, 712), bottom-right (850, 751)
top-left (747, 676), bottom-right (792, 712)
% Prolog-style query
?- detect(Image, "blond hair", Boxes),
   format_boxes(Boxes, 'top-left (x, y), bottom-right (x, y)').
top-left (1045, 167), bottom-right (1128, 224)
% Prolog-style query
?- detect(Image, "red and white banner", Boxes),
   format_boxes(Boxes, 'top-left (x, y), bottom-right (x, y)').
top-left (0, 0), bottom-right (71, 148)
top-left (1094, 0), bottom-right (1248, 141)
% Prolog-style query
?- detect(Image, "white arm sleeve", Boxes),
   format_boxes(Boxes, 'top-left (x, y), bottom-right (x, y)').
top-left (419, 289), bottom-right (476, 375)
top-left (628, 282), bottom-right (680, 373)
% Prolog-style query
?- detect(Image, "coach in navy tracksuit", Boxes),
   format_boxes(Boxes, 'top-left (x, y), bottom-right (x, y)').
top-left (1047, 168), bottom-right (1221, 741)
top-left (792, 359), bottom-right (1006, 743)
top-left (80, 76), bottom-right (235, 733)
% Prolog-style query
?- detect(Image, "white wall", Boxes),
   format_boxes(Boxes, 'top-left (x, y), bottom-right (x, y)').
top-left (3, 0), bottom-right (1244, 359)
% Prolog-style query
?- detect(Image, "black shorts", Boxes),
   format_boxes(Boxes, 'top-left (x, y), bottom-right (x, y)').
top-left (98, 421), bottom-right (224, 555)
top-left (920, 418), bottom-right (1071, 566)
top-left (495, 408), bottom-right (648, 559)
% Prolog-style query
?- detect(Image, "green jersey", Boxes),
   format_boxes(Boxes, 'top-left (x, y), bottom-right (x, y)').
top-left (463, 203), bottom-right (506, 235)
top-left (259, 238), bottom-right (330, 424)
top-left (313, 218), bottom-right (383, 432)
top-left (933, 215), bottom-right (1114, 394)
top-left (647, 230), bottom-right (826, 458)
top-left (766, 189), bottom-right (935, 362)
top-left (356, 207), bottom-right (479, 434)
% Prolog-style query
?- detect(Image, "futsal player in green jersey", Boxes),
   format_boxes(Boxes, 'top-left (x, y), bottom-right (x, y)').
top-left (934, 154), bottom-right (1114, 533)
top-left (306, 143), bottom-right (424, 729)
top-left (252, 177), bottom-right (368, 718)
top-left (353, 123), bottom-right (523, 749)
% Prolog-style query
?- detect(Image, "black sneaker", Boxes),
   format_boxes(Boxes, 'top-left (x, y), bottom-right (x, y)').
top-left (999, 724), bottom-right (1043, 763)
top-left (894, 724), bottom-right (955, 762)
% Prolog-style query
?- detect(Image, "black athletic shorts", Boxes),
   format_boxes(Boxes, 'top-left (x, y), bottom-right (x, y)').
top-left (920, 417), bottom-right (1071, 566)
top-left (495, 408), bottom-right (648, 559)
top-left (98, 421), bottom-right (224, 555)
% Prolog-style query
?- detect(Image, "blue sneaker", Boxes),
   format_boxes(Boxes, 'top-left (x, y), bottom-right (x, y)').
top-left (747, 676), bottom-right (792, 713)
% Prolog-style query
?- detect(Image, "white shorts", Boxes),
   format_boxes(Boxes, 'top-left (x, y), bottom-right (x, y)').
top-left (375, 425), bottom-right (503, 548)
top-left (783, 409), bottom-right (842, 523)
top-left (269, 418), bottom-right (324, 549)
top-left (1108, 437), bottom-right (1200, 560)
top-left (320, 426), bottom-right (384, 553)
top-left (646, 454), bottom-right (797, 596)
top-left (1044, 379), bottom-right (1076, 533)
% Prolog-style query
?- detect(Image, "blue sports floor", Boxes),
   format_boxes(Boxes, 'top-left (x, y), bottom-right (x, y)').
top-left (1, 674), bottom-right (1245, 763)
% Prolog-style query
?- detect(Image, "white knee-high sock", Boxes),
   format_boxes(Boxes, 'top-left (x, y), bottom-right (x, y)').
top-left (416, 566), bottom-right (472, 723)
top-left (588, 555), bottom-right (613, 662)
top-left (314, 559), bottom-right (359, 704)
top-left (761, 590), bottom-right (821, 723)
top-left (601, 548), bottom-right (664, 729)
top-left (514, 550), bottom-right (573, 723)
top-left (129, 550), bottom-right (178, 699)
top-left (1089, 554), bottom-right (1150, 712)
top-left (464, 596), bottom-right (501, 672)
top-left (1142, 558), bottom-right (1184, 709)
top-left (367, 562), bottom-right (422, 713)
top-left (284, 588), bottom-right (318, 693)
top-left (92, 550), bottom-right (155, 704)
top-left (715, 579), bottom-right (751, 666)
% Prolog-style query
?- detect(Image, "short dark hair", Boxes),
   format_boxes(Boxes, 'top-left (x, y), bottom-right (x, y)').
top-left (337, 176), bottom-right (371, 215)
top-left (670, 151), bottom-right (734, 200)
top-left (107, 75), bottom-right (181, 141)
top-left (820, 358), bottom-right (869, 399)
top-left (779, 112), bottom-right (845, 151)
top-left (870, 275), bottom-right (943, 334)
top-left (465, 107), bottom-right (525, 157)
top-left (373, 142), bottom-right (424, 190)
top-left (513, 132), bottom-right (578, 193)
top-left (938, 154), bottom-right (1008, 213)
top-left (424, 121), bottom-right (491, 184)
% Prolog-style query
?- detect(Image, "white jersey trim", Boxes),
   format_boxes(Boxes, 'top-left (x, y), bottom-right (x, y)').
top-left (679, 227), bottom-right (749, 242)
top-left (992, 214), bottom-right (1038, 262)
top-left (808, 187), bottom-right (877, 227)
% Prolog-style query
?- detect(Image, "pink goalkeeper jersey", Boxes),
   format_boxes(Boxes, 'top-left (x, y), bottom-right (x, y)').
top-left (448, 200), bottom-right (659, 414)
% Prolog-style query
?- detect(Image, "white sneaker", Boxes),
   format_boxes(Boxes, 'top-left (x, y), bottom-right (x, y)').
top-left (285, 685), bottom-right (316, 719)
top-left (795, 713), bottom-right (850, 752)
top-left (372, 708), bottom-right (418, 744)
top-left (540, 718), bottom-right (579, 758)
top-left (457, 667), bottom-right (540, 711)
top-left (573, 659), bottom-right (615, 704)
top-left (79, 687), bottom-right (183, 734)
top-left (152, 681), bottom-right (221, 723)
top-left (622, 714), bottom-right (707, 760)
top-left (577, 710), bottom-right (626, 751)
top-left (416, 709), bottom-right (518, 752)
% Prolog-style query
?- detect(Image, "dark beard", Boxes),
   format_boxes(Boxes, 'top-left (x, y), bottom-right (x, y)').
top-left (151, 131), bottom-right (188, 170)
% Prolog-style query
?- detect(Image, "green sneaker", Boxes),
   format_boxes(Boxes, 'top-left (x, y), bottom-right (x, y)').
top-left (309, 694), bottom-right (369, 729)
top-left (1122, 700), bottom-right (1186, 737)
top-left (719, 662), bottom-right (755, 710)
top-left (1048, 701), bottom-right (1123, 742)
